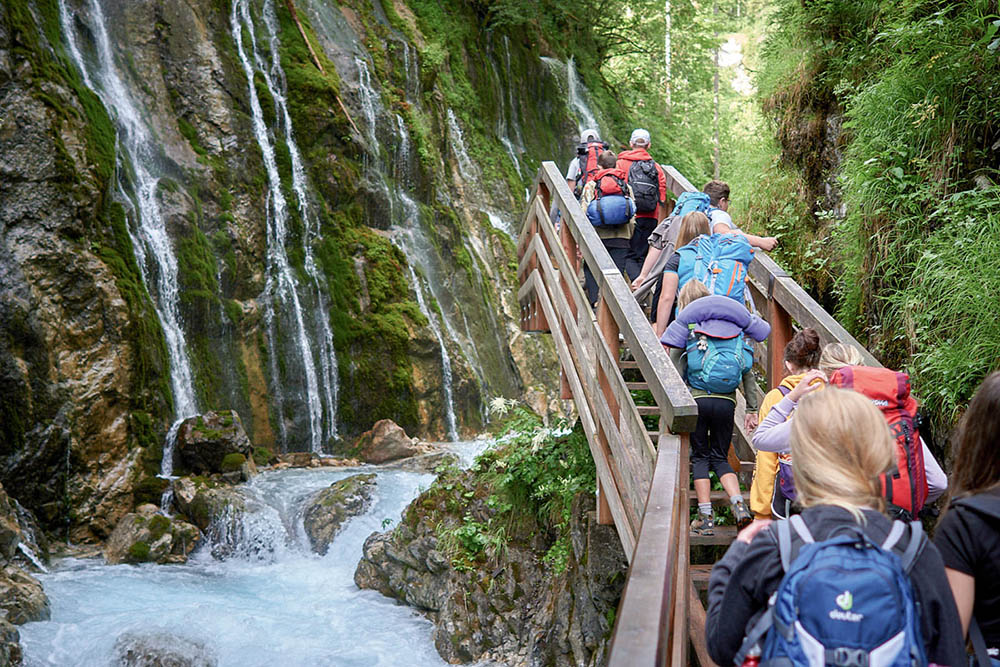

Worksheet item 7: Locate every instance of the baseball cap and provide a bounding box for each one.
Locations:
[629,128,651,146]
[580,128,600,143]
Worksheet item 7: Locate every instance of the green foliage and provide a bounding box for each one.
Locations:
[147,514,171,540]
[756,0,1000,432]
[252,446,273,467]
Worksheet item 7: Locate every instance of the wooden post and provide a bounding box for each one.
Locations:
[559,216,579,400]
[767,279,793,390]
[595,298,621,526]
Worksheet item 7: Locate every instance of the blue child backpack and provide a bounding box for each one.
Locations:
[736,514,928,667]
[676,233,754,303]
[585,171,635,227]
[684,324,748,394]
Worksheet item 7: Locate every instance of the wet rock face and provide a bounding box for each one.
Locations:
[0,619,20,667]
[352,419,423,464]
[355,490,626,666]
[302,473,376,555]
[104,504,200,565]
[176,411,255,477]
[113,630,218,667]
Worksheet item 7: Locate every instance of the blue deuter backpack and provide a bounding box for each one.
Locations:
[685,324,747,394]
[736,515,928,667]
[671,191,712,217]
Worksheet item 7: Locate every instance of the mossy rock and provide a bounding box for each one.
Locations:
[127,541,151,563]
[220,453,246,473]
[252,447,274,467]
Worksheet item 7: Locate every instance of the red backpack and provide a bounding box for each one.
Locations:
[829,366,927,517]
[590,167,628,197]
[574,140,609,195]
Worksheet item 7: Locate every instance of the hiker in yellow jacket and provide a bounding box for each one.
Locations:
[748,329,821,519]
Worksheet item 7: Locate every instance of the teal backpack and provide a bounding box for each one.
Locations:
[684,324,749,394]
[676,233,753,304]
[670,191,711,218]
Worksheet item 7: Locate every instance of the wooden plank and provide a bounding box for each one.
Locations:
[663,165,698,196]
[672,446,691,667]
[768,296,794,391]
[608,433,685,667]
[689,525,738,546]
[689,491,749,505]
[689,579,718,667]
[690,564,714,593]
[627,382,649,391]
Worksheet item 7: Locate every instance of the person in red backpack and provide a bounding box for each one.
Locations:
[565,128,608,199]
[578,150,635,306]
[617,129,668,280]
[935,371,1000,665]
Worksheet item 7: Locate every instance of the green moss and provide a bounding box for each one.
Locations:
[221,452,246,473]
[126,540,151,563]
[252,446,273,467]
[133,476,168,506]
[148,514,171,540]
[177,117,207,157]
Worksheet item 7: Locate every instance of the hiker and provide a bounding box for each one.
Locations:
[660,280,769,535]
[616,129,668,280]
[753,343,948,520]
[578,150,635,306]
[748,328,822,521]
[652,216,753,338]
[703,180,778,251]
[706,388,966,666]
[935,371,1000,665]
[565,128,608,198]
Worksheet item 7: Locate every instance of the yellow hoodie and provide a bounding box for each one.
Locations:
[749,373,803,519]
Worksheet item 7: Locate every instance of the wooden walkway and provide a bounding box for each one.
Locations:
[516,161,879,665]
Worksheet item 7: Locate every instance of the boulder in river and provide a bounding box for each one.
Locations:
[302,474,377,555]
[113,630,217,667]
[176,412,257,479]
[104,505,200,565]
[0,564,50,624]
[0,619,21,666]
[352,420,426,464]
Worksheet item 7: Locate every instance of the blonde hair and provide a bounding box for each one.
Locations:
[818,342,864,376]
[790,387,894,521]
[676,211,711,248]
[677,279,711,311]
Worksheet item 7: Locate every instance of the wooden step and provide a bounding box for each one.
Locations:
[618,359,640,370]
[687,491,749,506]
[626,382,649,391]
[636,405,661,416]
[691,563,714,594]
[689,525,738,546]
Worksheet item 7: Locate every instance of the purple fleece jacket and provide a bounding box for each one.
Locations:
[660,295,771,348]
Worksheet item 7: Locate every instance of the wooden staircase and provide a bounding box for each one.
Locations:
[517,161,880,665]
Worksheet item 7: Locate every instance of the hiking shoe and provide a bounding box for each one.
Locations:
[690,514,714,536]
[733,500,752,531]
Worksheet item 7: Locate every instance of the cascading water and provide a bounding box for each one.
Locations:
[18,463,489,666]
[488,36,524,178]
[567,56,599,133]
[446,109,478,179]
[355,57,380,152]
[258,0,340,442]
[58,0,199,491]
[232,0,332,453]
[399,254,459,441]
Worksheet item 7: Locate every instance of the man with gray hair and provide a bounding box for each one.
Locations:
[565,128,608,198]
[617,128,668,279]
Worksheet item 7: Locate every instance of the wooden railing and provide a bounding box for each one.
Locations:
[517,160,878,665]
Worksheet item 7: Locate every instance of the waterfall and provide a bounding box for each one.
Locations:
[355,58,380,152]
[259,0,339,442]
[59,0,199,489]
[231,0,328,453]
[399,254,459,441]
[487,38,522,178]
[395,114,410,183]
[501,36,525,150]
[446,109,478,178]
[567,57,599,134]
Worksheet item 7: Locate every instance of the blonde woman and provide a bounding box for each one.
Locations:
[753,343,947,513]
[706,388,965,666]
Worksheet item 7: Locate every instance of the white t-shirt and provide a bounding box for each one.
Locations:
[709,208,740,233]
[565,157,581,183]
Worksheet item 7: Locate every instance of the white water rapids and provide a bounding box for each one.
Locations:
[20,443,490,666]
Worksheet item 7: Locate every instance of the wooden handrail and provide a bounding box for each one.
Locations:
[517,159,881,665]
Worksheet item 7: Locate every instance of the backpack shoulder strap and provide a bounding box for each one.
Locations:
[778,515,814,572]
[970,616,993,667]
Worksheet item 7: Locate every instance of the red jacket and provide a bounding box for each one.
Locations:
[617,148,667,219]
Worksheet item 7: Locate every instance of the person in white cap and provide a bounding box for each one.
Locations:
[617,128,668,280]
[565,129,608,198]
